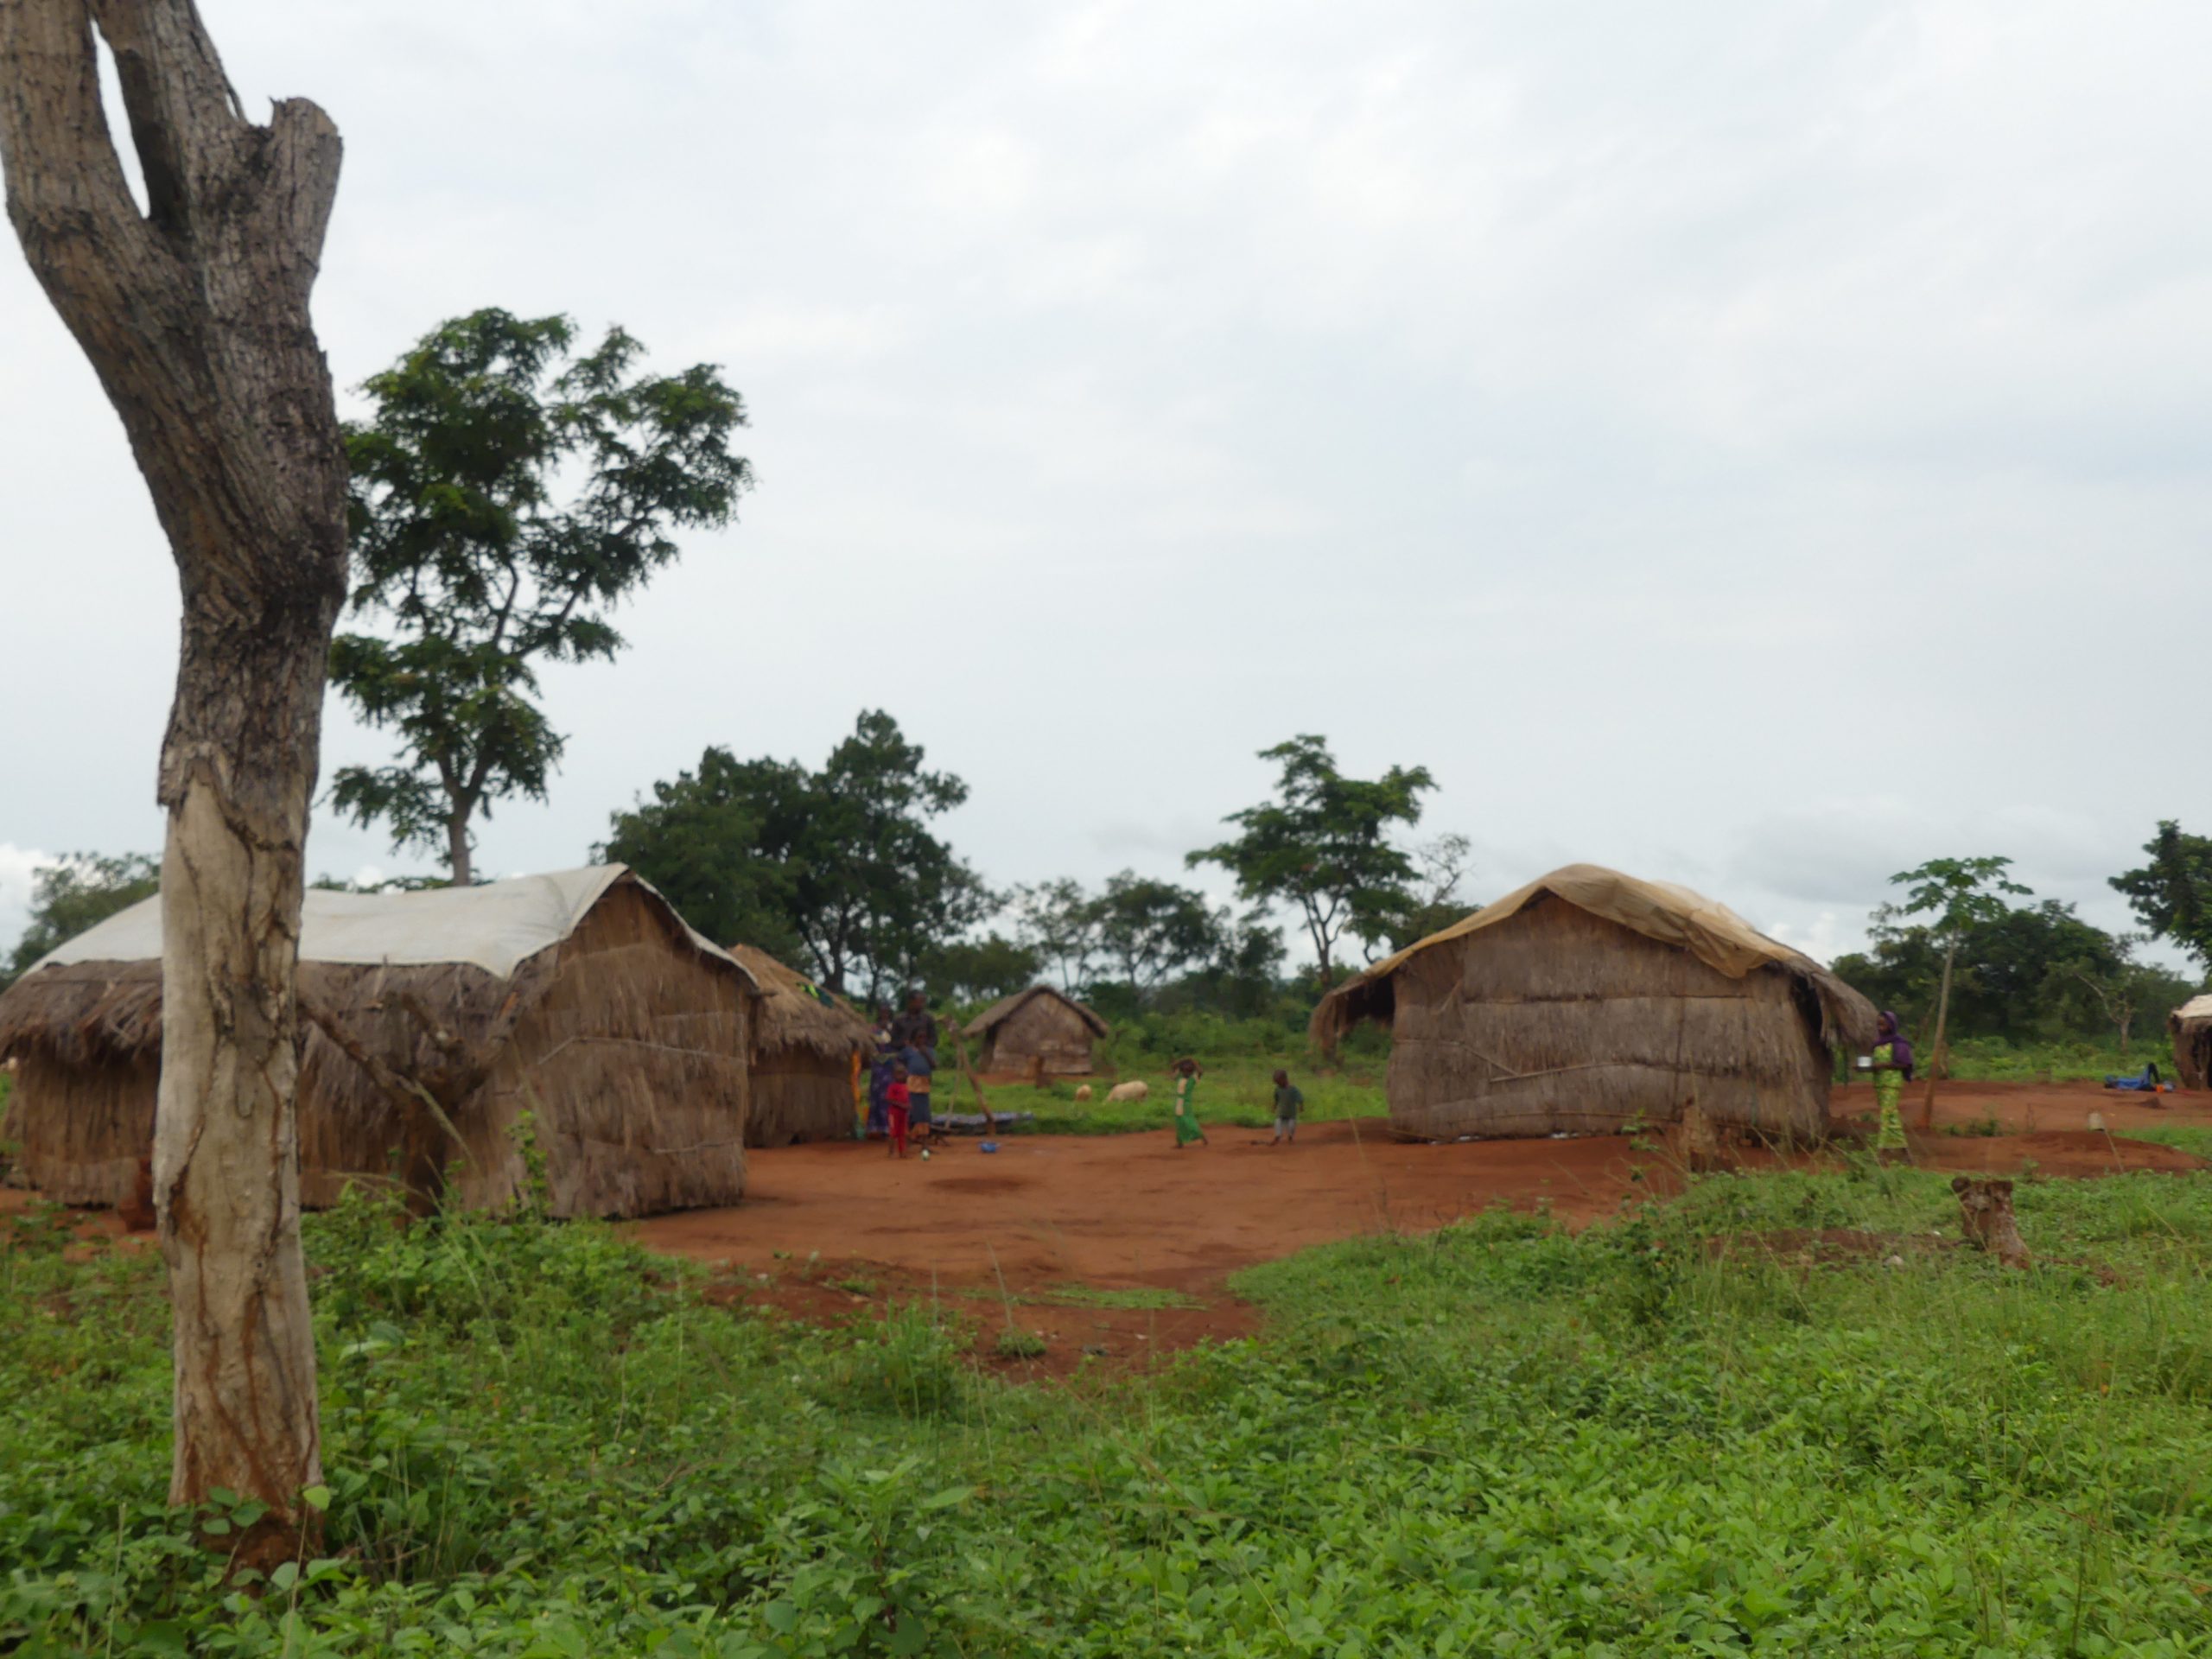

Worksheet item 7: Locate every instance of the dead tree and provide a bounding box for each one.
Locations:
[0,0,344,1564]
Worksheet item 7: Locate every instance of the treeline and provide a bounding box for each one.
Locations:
[598,717,1467,1020]
[1834,829,2212,1053]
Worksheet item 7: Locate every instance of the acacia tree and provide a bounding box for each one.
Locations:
[1891,855,2030,1127]
[0,0,341,1559]
[335,308,750,884]
[1189,734,1434,988]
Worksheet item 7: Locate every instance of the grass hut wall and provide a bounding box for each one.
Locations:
[962,987,1109,1077]
[1311,863,1877,1143]
[726,944,873,1146]
[0,867,759,1218]
[2171,995,2212,1091]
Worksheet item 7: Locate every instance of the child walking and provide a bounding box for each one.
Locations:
[1270,1069,1304,1145]
[886,1063,912,1159]
[1169,1057,1208,1148]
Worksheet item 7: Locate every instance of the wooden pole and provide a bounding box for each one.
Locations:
[951,1024,996,1134]
[1919,939,1956,1131]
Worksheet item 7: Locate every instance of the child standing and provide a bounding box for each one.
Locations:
[900,1040,936,1146]
[886,1063,912,1159]
[1270,1069,1304,1145]
[1169,1057,1208,1148]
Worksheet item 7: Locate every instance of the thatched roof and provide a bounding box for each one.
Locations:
[961,986,1110,1040]
[0,866,757,1068]
[1312,862,1877,1053]
[2173,995,2212,1027]
[725,944,874,1060]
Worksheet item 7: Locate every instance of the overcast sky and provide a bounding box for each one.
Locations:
[3,0,2209,974]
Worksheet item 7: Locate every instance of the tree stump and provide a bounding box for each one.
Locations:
[1951,1176,2031,1268]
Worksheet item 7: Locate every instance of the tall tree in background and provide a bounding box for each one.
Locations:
[603,712,990,1001]
[594,747,809,963]
[0,0,342,1560]
[2,852,159,990]
[1382,833,1478,954]
[2112,821,2212,971]
[334,308,750,884]
[1012,878,1103,995]
[1091,870,1225,996]
[1190,734,1434,988]
[1890,855,2029,1127]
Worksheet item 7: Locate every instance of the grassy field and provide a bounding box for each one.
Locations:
[8,1159,2212,1654]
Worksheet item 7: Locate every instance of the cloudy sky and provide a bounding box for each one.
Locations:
[3,0,2208,971]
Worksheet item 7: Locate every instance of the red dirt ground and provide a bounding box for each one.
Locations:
[10,1079,2207,1376]
[636,1080,2212,1375]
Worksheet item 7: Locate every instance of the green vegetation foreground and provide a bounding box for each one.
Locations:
[7,1159,2212,1656]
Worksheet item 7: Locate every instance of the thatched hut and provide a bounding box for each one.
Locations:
[961,986,1109,1077]
[2171,995,2212,1090]
[726,944,873,1146]
[1311,864,1876,1143]
[0,867,759,1217]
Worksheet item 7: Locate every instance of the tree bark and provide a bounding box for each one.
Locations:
[0,0,344,1568]
[1919,939,1956,1131]
[446,807,474,887]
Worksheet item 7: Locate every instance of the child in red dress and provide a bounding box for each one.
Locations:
[886,1064,912,1159]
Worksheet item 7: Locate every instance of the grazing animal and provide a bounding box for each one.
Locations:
[1074,1084,1093,1102]
[1951,1176,2031,1268]
[1105,1080,1149,1104]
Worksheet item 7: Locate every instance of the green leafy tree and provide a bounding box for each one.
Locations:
[2042,933,2197,1057]
[595,747,810,965]
[3,853,160,989]
[601,711,990,1002]
[334,308,751,884]
[2112,821,2212,970]
[1090,870,1226,997]
[1890,855,2030,1118]
[1011,878,1103,995]
[917,934,1042,1007]
[1189,734,1435,988]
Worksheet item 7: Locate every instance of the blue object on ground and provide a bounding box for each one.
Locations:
[2103,1063,2164,1091]
[979,1141,1000,1154]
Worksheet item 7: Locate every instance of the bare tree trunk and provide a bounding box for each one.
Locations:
[0,0,344,1569]
[1919,939,1956,1131]
[447,808,474,887]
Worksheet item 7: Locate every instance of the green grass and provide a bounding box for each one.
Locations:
[1940,1035,2169,1082]
[9,1163,2212,1653]
[982,1052,1386,1135]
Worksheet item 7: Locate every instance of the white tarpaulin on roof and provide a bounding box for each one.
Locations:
[29,865,747,983]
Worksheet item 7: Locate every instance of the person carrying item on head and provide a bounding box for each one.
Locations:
[1169,1057,1208,1149]
[1270,1069,1304,1145]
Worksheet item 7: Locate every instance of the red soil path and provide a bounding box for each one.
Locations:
[636,1080,2211,1373]
[10,1079,2206,1375]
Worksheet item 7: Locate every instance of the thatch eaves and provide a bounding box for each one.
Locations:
[0,866,758,1077]
[725,944,874,1061]
[961,985,1110,1040]
[1311,862,1877,1054]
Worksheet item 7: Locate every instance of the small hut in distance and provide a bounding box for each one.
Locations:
[1313,863,1876,1144]
[2172,995,2212,1090]
[726,944,874,1145]
[963,986,1109,1078]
